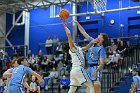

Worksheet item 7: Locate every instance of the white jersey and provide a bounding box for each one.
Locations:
[69,47,85,67]
[69,47,92,87]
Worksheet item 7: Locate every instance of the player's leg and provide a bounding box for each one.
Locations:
[93,80,101,93]
[68,86,77,93]
[84,80,95,93]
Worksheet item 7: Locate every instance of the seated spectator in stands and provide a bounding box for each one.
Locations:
[48,56,56,70]
[28,75,40,93]
[63,52,69,67]
[41,56,49,72]
[49,67,59,79]
[56,42,63,56]
[33,56,40,71]
[130,68,140,93]
[106,51,122,67]
[28,56,35,66]
[59,75,70,93]
[108,42,117,55]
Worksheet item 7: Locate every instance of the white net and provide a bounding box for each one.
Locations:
[88,0,107,14]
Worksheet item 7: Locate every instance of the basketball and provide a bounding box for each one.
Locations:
[59,9,70,20]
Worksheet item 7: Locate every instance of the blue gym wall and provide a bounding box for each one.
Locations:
[6,0,140,55]
[30,4,73,54]
[6,12,25,56]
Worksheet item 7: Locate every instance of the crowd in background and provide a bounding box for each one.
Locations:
[0,35,137,93]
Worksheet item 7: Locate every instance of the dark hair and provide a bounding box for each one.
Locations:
[17,57,25,65]
[133,68,140,76]
[100,33,108,45]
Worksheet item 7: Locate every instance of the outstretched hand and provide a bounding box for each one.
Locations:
[63,22,68,28]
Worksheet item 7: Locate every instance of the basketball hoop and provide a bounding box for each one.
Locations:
[88,0,107,14]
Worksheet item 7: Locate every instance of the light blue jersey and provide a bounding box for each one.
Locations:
[9,65,33,93]
[133,75,140,93]
[87,36,106,64]
[87,36,106,81]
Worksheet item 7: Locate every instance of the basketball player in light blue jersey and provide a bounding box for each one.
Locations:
[63,23,97,93]
[72,20,108,93]
[130,68,140,93]
[3,57,44,93]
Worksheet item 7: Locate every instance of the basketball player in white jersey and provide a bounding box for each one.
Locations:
[63,23,97,93]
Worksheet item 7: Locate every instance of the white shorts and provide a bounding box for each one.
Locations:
[70,66,90,86]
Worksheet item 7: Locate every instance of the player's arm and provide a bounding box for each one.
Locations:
[95,58,104,72]
[63,23,76,50]
[82,38,99,51]
[37,83,41,93]
[130,82,138,93]
[71,20,89,39]
[24,66,44,84]
[23,81,31,91]
[30,71,44,84]
[94,48,105,77]
[3,69,12,78]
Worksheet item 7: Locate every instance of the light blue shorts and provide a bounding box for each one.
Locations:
[8,86,24,93]
[87,66,102,81]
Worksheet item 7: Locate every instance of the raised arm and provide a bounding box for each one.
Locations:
[82,38,99,51]
[63,23,76,50]
[71,20,89,39]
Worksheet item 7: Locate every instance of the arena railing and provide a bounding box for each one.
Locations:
[101,44,140,93]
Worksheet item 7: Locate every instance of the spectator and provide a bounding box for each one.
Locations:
[56,42,63,56]
[59,75,70,93]
[117,40,127,57]
[53,35,59,54]
[108,42,117,55]
[28,75,40,93]
[45,36,53,55]
[106,51,122,66]
[41,56,49,72]
[48,56,56,70]
[49,67,59,79]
